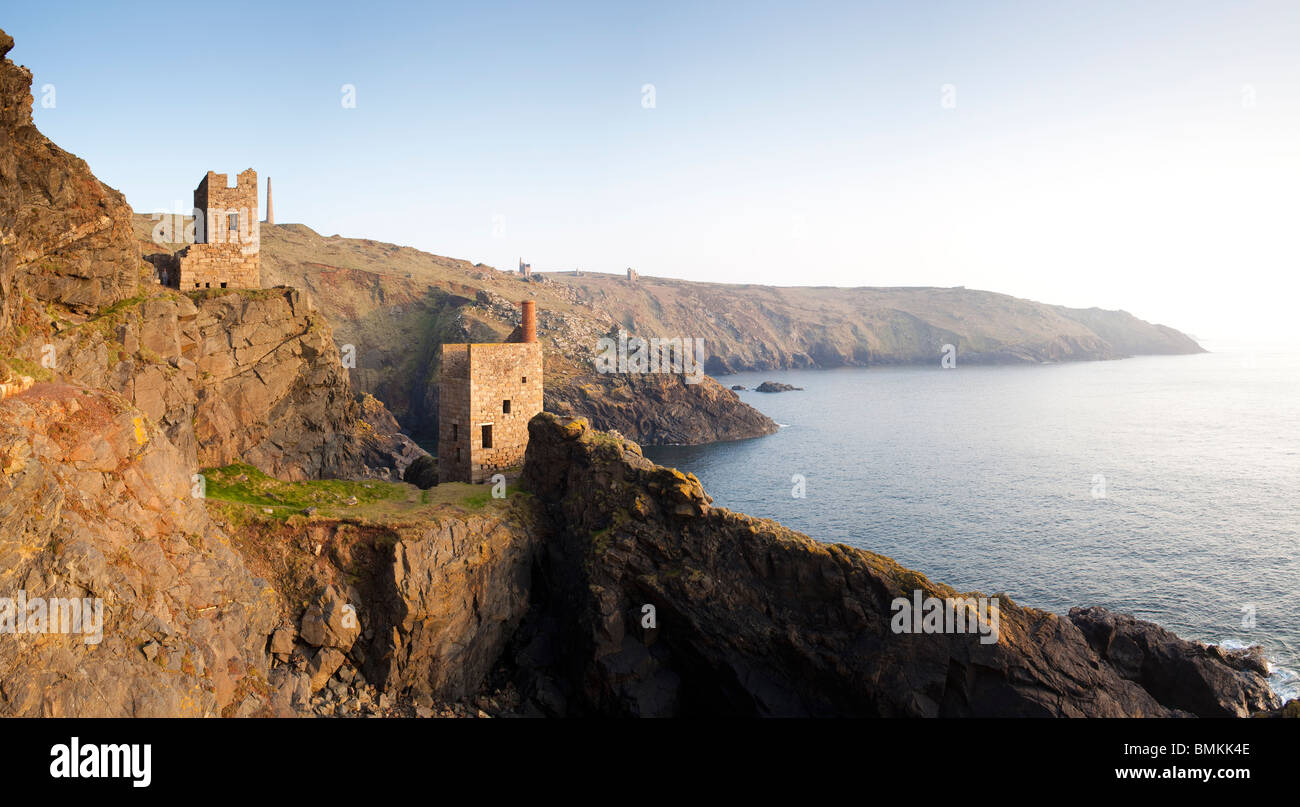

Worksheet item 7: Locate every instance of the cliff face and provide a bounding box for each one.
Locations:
[188,287,422,480]
[514,413,1279,717]
[0,30,142,340]
[0,29,417,481]
[9,285,421,481]
[0,384,278,716]
[207,496,541,715]
[548,276,1206,373]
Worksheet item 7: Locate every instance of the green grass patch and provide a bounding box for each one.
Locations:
[461,483,523,509]
[201,462,408,518]
[0,354,53,383]
[200,462,526,521]
[96,294,149,318]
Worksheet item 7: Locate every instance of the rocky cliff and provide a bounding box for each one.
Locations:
[550,275,1205,372]
[0,31,142,342]
[200,475,542,717]
[187,286,421,480]
[512,412,1280,717]
[0,384,278,716]
[0,27,425,717]
[0,29,417,481]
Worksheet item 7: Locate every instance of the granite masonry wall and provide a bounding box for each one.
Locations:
[178,169,260,289]
[438,341,543,483]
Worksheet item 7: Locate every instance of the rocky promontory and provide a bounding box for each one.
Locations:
[512,413,1283,717]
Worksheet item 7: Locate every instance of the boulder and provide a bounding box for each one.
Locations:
[1068,606,1281,717]
[299,584,360,651]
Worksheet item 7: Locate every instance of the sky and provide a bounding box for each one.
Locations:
[5,0,1299,345]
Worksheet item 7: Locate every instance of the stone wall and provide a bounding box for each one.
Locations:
[438,342,543,483]
[177,241,259,289]
[437,344,471,482]
[179,169,259,289]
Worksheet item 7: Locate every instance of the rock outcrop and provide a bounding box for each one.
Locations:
[11,285,419,481]
[0,384,278,716]
[514,413,1279,717]
[0,28,142,336]
[1069,606,1279,718]
[189,287,420,480]
[365,512,539,703]
[547,370,778,445]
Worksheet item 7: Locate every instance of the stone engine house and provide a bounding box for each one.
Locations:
[438,301,544,484]
[175,169,261,290]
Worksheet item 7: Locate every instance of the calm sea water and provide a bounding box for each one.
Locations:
[644,347,1300,701]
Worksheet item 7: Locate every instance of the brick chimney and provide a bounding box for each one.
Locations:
[265,177,274,225]
[520,300,537,343]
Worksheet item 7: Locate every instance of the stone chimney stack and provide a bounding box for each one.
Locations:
[520,300,537,343]
[265,177,274,225]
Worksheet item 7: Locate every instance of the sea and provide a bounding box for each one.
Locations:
[643,345,1300,702]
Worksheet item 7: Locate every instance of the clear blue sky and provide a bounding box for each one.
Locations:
[6,0,1299,343]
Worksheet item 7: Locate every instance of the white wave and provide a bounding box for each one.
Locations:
[1217,637,1298,703]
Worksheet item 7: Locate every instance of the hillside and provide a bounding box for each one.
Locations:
[133,217,1203,447]
[135,216,779,447]
[545,272,1204,371]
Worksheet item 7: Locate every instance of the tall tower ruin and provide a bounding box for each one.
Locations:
[176,169,260,289]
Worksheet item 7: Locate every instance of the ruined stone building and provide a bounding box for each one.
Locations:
[518,258,531,278]
[438,301,544,484]
[173,169,261,290]
[626,267,638,283]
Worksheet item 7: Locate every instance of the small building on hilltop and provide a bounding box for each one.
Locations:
[437,300,544,483]
[173,169,261,290]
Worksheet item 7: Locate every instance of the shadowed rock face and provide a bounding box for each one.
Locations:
[514,412,1279,717]
[1069,606,1279,718]
[363,513,539,702]
[212,502,541,714]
